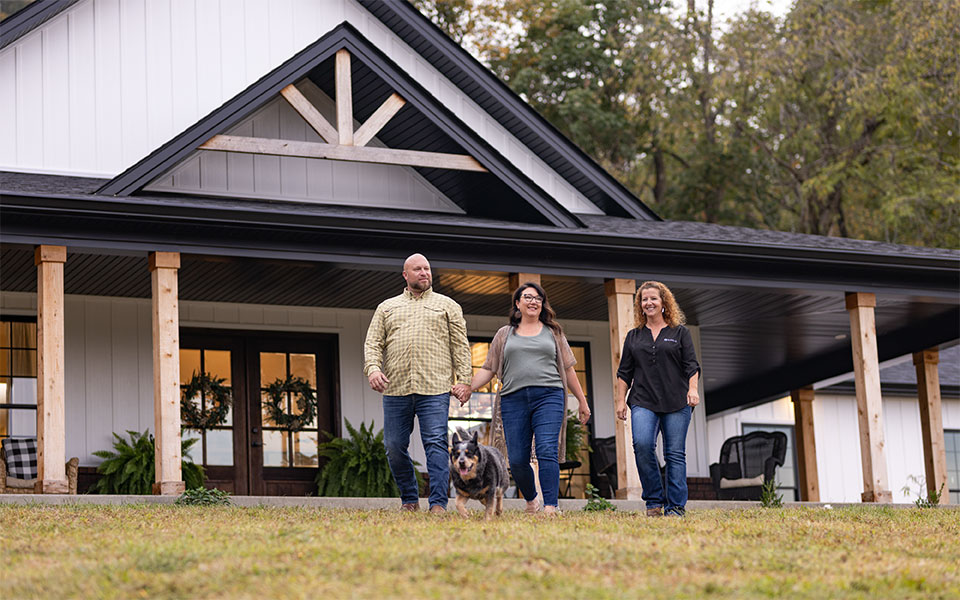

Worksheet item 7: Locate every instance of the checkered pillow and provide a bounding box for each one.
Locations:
[2,437,38,479]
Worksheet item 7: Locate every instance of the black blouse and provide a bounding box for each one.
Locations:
[616,324,701,413]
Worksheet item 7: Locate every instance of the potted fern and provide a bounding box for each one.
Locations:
[316,420,418,497]
[91,430,204,494]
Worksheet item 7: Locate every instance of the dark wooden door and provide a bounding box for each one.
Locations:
[181,329,339,496]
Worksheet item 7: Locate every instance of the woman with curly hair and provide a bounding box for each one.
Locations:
[467,282,590,515]
[614,281,700,517]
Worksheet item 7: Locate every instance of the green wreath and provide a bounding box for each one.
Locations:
[181,371,233,429]
[263,375,318,431]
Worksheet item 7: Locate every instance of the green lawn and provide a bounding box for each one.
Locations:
[1,504,958,599]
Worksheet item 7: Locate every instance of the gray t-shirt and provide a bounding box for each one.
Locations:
[499,326,563,395]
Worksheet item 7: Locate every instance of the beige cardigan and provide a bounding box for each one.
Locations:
[481,324,577,463]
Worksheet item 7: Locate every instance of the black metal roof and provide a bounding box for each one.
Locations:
[357,0,660,221]
[95,23,583,228]
[0,0,79,50]
[822,345,960,398]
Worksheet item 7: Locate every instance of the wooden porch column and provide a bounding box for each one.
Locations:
[605,279,642,499]
[845,292,891,503]
[34,245,68,494]
[150,252,185,495]
[913,348,949,505]
[508,273,541,290]
[790,386,819,502]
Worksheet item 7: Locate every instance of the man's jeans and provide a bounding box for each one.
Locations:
[500,386,565,507]
[383,393,450,508]
[630,404,692,511]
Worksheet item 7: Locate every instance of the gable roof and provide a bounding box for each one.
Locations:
[95,22,584,228]
[358,0,660,221]
[0,0,79,50]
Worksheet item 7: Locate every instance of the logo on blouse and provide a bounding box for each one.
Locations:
[662,338,678,343]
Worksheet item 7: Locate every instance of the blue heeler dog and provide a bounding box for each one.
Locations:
[450,428,509,520]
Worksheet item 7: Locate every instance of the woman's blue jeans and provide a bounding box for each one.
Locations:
[630,404,692,511]
[382,393,450,509]
[500,386,565,507]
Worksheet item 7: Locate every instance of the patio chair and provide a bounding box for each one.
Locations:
[589,436,618,499]
[709,431,787,501]
[0,437,79,494]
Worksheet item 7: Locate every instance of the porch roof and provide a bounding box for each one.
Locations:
[2,170,958,414]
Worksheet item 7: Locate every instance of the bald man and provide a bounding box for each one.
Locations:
[363,254,472,513]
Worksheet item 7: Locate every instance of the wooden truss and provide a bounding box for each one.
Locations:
[200,49,487,173]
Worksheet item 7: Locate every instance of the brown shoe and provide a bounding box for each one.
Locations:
[646,507,663,517]
[429,505,446,514]
[400,503,420,512]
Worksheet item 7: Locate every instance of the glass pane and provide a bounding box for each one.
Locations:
[182,428,202,463]
[290,353,316,387]
[11,349,35,377]
[206,429,234,466]
[0,350,8,376]
[571,346,585,366]
[0,376,10,403]
[293,431,318,467]
[10,322,36,348]
[576,371,589,398]
[0,408,8,437]
[10,378,36,405]
[470,342,489,367]
[260,352,286,386]
[290,390,318,428]
[0,321,10,347]
[204,350,232,385]
[10,407,36,437]
[262,430,289,467]
[179,349,201,385]
[262,391,280,426]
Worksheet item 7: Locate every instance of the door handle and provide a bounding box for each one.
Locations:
[251,441,262,447]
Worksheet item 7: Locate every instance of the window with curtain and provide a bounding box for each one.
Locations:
[0,318,38,441]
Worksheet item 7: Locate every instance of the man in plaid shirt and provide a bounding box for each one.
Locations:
[364,253,472,513]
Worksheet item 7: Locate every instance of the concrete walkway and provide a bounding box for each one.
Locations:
[0,494,932,511]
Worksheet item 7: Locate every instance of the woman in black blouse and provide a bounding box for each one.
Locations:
[615,281,700,517]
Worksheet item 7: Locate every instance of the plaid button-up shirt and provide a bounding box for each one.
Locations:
[363,287,472,396]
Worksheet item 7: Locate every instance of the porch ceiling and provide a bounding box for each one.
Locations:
[2,246,956,415]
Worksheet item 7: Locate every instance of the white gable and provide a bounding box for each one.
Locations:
[0,0,603,215]
[145,80,462,213]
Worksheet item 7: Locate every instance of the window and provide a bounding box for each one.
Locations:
[259,352,319,468]
[0,318,37,441]
[741,423,799,501]
[946,430,960,505]
[180,348,235,467]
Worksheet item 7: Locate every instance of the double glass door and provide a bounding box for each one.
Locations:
[180,330,338,495]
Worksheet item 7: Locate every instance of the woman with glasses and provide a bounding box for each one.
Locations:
[467,282,590,515]
[615,281,700,517]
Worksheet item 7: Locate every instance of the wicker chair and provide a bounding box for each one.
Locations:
[709,431,787,501]
[0,439,79,494]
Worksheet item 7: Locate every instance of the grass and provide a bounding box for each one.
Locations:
[1,505,958,599]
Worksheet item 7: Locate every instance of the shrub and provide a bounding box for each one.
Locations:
[316,420,401,497]
[176,487,232,506]
[565,410,589,463]
[583,483,616,512]
[91,430,204,494]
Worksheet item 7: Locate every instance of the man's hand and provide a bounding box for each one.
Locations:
[368,371,390,393]
[452,384,472,406]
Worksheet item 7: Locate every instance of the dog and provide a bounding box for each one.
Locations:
[449,428,509,520]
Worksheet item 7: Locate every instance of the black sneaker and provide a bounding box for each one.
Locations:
[665,506,686,517]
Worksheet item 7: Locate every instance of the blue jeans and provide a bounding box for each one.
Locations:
[500,386,565,507]
[630,404,692,511]
[383,393,450,508]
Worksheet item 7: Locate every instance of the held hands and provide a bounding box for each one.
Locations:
[687,388,700,407]
[451,384,472,406]
[368,371,390,393]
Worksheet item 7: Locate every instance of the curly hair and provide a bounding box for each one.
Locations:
[509,282,563,335]
[634,281,685,328]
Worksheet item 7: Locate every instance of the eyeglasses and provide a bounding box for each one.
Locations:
[520,294,544,304]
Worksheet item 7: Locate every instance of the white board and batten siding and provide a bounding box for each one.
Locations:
[0,0,603,216]
[707,393,960,503]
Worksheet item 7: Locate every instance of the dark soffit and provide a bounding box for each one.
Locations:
[0,0,79,50]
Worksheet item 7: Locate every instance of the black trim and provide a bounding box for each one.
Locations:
[0,0,79,50]
[358,0,660,221]
[95,23,584,229]
[822,381,960,399]
[707,308,960,415]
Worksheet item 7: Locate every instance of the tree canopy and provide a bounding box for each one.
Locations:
[413,0,959,248]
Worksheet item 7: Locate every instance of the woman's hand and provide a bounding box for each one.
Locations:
[578,401,591,425]
[615,401,628,421]
[686,388,700,407]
